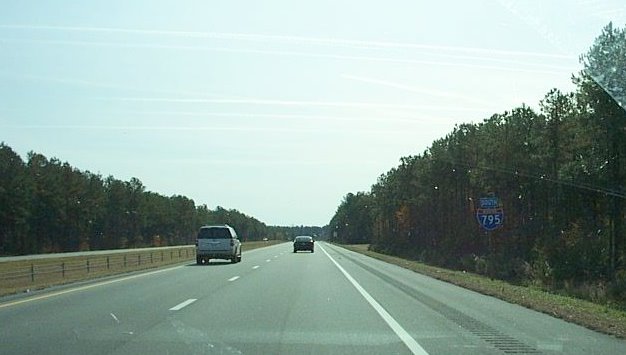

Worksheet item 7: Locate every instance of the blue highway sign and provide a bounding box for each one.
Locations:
[476,208,504,231]
[479,197,499,209]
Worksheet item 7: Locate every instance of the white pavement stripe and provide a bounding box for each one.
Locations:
[169,298,197,311]
[0,265,185,309]
[252,265,260,269]
[266,259,271,262]
[110,313,120,323]
[228,276,240,282]
[320,244,429,355]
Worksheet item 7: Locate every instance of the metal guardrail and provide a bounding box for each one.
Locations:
[0,246,196,285]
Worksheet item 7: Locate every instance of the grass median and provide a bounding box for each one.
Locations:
[0,240,284,297]
[340,243,626,339]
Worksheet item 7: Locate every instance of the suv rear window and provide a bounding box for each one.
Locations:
[198,227,232,239]
[294,236,312,242]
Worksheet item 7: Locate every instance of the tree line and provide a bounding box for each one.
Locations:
[328,23,626,303]
[0,146,310,255]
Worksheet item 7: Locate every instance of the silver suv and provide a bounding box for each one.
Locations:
[196,225,242,264]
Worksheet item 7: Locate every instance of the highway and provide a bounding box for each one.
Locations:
[1,242,625,354]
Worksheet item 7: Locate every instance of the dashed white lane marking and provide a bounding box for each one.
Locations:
[252,265,260,269]
[110,313,120,323]
[169,298,197,311]
[320,244,429,355]
[266,259,271,262]
[228,276,240,282]
[274,255,278,258]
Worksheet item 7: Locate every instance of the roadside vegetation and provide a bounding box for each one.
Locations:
[0,143,321,255]
[329,24,626,309]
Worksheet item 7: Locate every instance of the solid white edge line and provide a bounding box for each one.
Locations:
[319,244,429,355]
[169,298,197,311]
[228,276,240,282]
[252,265,260,269]
[0,264,185,309]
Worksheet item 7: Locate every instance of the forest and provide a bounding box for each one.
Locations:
[0,144,321,255]
[328,23,626,303]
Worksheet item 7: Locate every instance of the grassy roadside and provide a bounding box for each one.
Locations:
[340,243,626,339]
[0,240,284,297]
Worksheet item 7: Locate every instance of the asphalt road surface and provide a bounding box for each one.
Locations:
[1,242,625,354]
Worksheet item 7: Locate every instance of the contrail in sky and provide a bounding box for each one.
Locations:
[341,74,494,106]
[0,24,574,59]
[0,37,568,75]
[1,124,325,132]
[94,97,497,113]
[0,124,442,135]
[124,111,455,124]
[159,158,383,167]
[0,108,458,125]
[0,72,245,100]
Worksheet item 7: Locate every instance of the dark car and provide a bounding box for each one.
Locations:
[293,236,314,253]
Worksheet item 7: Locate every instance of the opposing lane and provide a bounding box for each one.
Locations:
[1,242,625,354]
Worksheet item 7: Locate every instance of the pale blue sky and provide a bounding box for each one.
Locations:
[1,0,624,226]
